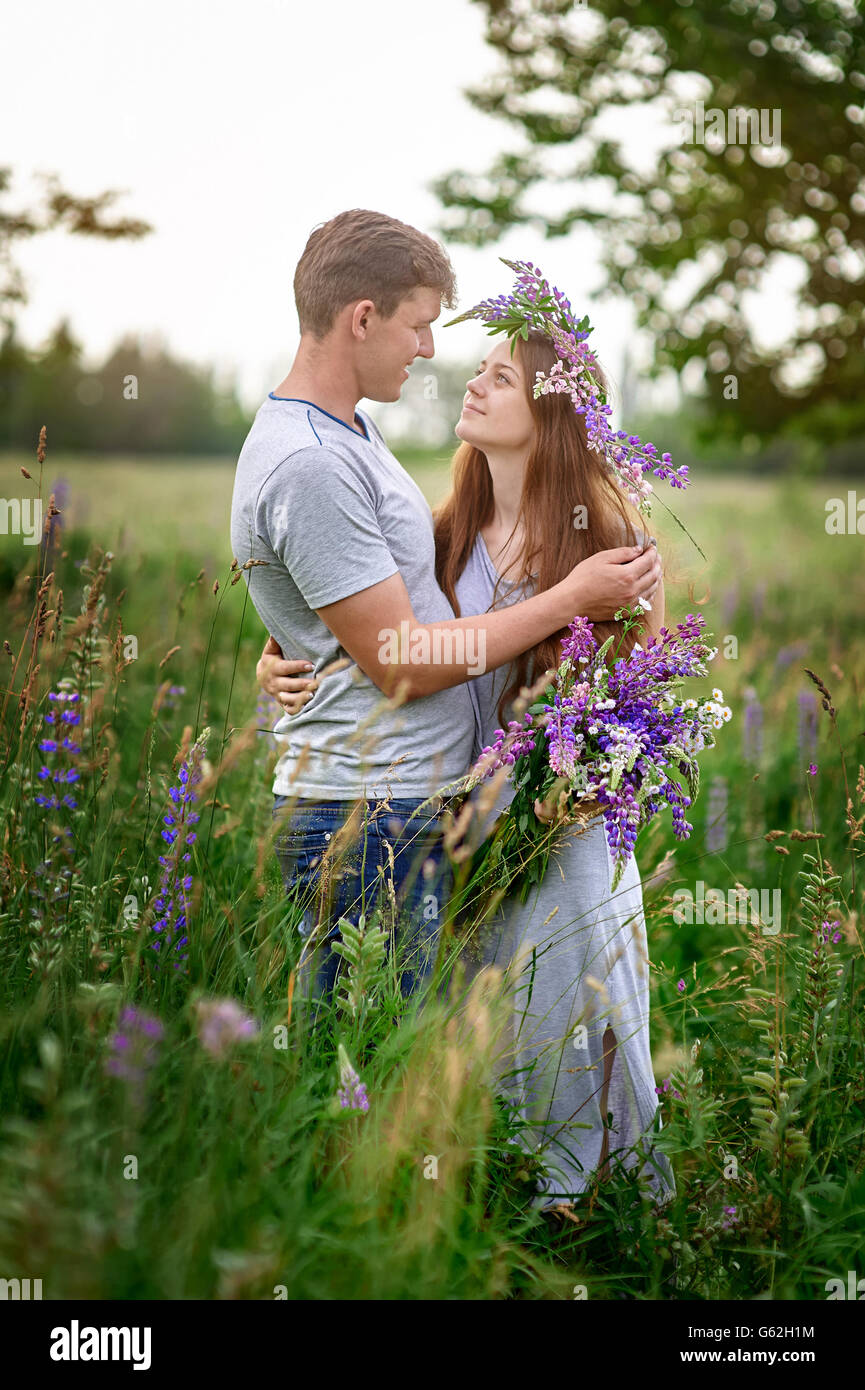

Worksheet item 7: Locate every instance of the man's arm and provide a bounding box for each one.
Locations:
[259,446,660,702]
[314,544,662,702]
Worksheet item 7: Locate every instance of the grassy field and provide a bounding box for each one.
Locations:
[0,443,863,1300]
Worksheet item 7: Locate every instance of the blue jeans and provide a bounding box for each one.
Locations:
[272,794,456,1005]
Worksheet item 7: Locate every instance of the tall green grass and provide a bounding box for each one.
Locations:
[0,439,862,1298]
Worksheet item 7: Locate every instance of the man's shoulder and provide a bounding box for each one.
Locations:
[240,396,331,458]
[239,401,358,477]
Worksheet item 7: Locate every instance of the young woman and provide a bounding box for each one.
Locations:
[258,328,676,1210]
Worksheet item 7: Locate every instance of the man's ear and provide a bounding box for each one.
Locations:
[349,299,377,339]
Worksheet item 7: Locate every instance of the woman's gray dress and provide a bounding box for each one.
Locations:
[453,534,676,1208]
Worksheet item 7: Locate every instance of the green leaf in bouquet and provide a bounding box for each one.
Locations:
[593,634,616,665]
[636,776,661,805]
[685,757,700,803]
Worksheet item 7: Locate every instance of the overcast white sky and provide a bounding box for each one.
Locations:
[4,0,798,417]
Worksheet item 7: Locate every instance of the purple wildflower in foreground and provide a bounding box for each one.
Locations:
[151,729,209,972]
[814,918,843,956]
[807,763,818,776]
[336,1043,369,1113]
[35,687,83,812]
[105,1006,164,1106]
[742,686,763,766]
[194,997,259,1058]
[654,1076,683,1101]
[30,684,85,954]
[705,775,729,855]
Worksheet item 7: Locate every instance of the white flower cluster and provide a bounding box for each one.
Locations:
[682,686,733,733]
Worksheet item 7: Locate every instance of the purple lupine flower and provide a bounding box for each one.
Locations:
[30,684,84,936]
[466,710,538,786]
[34,688,83,810]
[654,1075,683,1100]
[560,615,597,668]
[677,979,686,992]
[775,640,808,671]
[151,729,209,971]
[720,584,739,628]
[105,1005,164,1106]
[742,686,763,765]
[807,763,818,776]
[194,997,259,1057]
[814,918,843,955]
[705,775,728,854]
[336,1043,370,1113]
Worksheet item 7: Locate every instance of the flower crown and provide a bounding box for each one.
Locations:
[444,258,689,517]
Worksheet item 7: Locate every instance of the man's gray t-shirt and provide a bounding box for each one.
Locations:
[230,394,477,801]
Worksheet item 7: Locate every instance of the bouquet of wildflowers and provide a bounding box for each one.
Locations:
[446,605,731,927]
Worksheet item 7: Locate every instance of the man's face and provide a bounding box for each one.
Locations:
[358,286,440,402]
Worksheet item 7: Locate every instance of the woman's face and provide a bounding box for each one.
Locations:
[454,338,535,453]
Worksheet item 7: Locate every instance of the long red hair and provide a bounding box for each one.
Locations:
[434,330,646,727]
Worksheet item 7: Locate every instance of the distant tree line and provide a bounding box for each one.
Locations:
[0,321,249,454]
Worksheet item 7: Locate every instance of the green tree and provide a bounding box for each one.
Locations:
[433,0,865,445]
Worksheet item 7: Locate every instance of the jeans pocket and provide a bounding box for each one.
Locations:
[274,803,379,945]
[273,807,341,935]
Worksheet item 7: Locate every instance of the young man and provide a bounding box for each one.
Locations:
[230,209,661,1006]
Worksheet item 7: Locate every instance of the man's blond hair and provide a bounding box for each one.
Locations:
[294,209,457,338]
